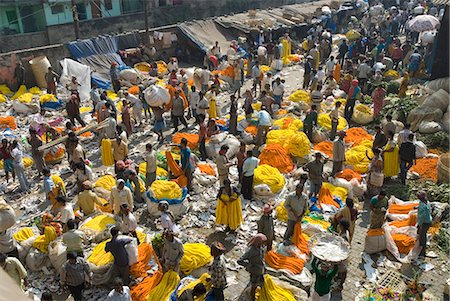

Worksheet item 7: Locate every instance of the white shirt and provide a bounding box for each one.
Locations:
[201,69,211,85]
[189,91,200,111]
[197,97,209,115]
[106,286,132,301]
[178,73,188,84]
[11,147,23,166]
[59,203,75,224]
[325,59,335,74]
[160,212,180,233]
[257,46,267,56]
[398,129,413,146]
[75,165,94,183]
[120,212,137,233]
[358,63,372,79]
[272,82,284,96]
[261,75,272,90]
[373,62,386,73]
[317,70,325,82]
[127,94,142,111]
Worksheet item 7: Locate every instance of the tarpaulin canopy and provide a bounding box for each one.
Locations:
[67,36,125,89]
[178,20,236,54]
[60,58,91,102]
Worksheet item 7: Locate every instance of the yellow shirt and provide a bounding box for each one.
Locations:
[76,190,103,216]
[111,140,128,161]
[4,257,27,290]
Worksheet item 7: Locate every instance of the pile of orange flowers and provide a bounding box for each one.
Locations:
[313,141,333,158]
[345,127,373,146]
[410,156,438,182]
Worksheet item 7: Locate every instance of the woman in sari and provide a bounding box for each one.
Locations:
[398,72,409,98]
[366,148,384,197]
[216,179,243,234]
[371,83,386,118]
[383,131,399,178]
[121,98,133,136]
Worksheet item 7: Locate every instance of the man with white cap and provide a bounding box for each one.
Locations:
[110,179,133,214]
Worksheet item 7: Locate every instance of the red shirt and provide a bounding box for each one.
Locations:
[0,146,12,160]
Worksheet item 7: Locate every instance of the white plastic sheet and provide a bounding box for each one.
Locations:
[60,58,92,102]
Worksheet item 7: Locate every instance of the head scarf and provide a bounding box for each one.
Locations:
[351,79,359,86]
[248,233,267,247]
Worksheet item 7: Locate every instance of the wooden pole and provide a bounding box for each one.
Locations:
[71,0,81,39]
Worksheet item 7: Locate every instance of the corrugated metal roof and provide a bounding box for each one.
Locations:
[432,0,449,5]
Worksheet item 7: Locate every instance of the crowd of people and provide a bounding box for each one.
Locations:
[0,0,443,300]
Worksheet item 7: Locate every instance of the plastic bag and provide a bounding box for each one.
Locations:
[419,121,442,134]
[48,240,67,272]
[364,229,386,254]
[180,243,212,275]
[144,85,171,107]
[0,201,16,232]
[254,164,285,193]
[26,247,50,271]
[126,238,139,266]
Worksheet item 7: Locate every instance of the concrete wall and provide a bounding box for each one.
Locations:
[2,0,311,52]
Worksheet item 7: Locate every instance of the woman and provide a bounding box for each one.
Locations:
[121,99,133,136]
[341,73,353,95]
[206,119,219,138]
[216,179,243,234]
[237,234,267,301]
[229,95,238,135]
[366,148,384,197]
[243,90,254,120]
[158,201,179,233]
[383,131,399,178]
[333,198,358,243]
[152,106,165,143]
[206,88,217,119]
[398,72,409,98]
[344,79,360,123]
[371,83,386,118]
[28,127,46,176]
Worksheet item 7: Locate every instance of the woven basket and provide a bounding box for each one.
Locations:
[438,153,450,183]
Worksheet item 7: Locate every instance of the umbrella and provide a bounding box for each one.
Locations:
[408,15,440,32]
[346,30,360,41]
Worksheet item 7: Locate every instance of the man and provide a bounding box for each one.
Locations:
[188,86,200,123]
[178,283,207,301]
[74,162,93,190]
[383,115,396,136]
[304,152,327,198]
[177,138,193,191]
[259,90,274,116]
[397,123,413,146]
[329,101,341,141]
[303,56,312,89]
[167,57,178,72]
[110,63,120,92]
[0,138,15,183]
[60,251,91,301]
[284,182,308,243]
[209,241,227,300]
[251,61,262,97]
[42,168,55,203]
[241,150,259,201]
[416,191,432,258]
[106,277,132,301]
[105,227,132,285]
[75,181,103,216]
[331,131,346,177]
[28,127,46,175]
[0,252,27,290]
[123,168,142,203]
[399,133,416,185]
[45,67,58,95]
[66,133,85,166]
[200,67,211,93]
[271,77,284,106]
[311,257,338,301]
[369,191,388,229]
[112,136,128,166]
[110,179,133,214]
[325,55,336,76]
[303,105,318,142]
[357,59,371,92]
[145,143,157,189]
[172,90,188,132]
[196,91,209,123]
[216,145,233,187]
[124,91,143,127]
[66,95,86,127]
[261,71,272,94]
[161,230,184,273]
[118,204,139,243]
[372,125,387,150]
[10,140,30,193]
[62,219,87,257]
[256,109,272,146]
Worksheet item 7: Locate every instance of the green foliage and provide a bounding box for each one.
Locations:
[382,95,419,124]
[416,132,450,152]
[386,81,400,94]
[434,228,450,253]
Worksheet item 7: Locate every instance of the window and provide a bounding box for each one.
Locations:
[5,10,18,24]
[51,4,64,14]
[104,0,113,10]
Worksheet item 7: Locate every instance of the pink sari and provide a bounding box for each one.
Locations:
[371,87,386,118]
